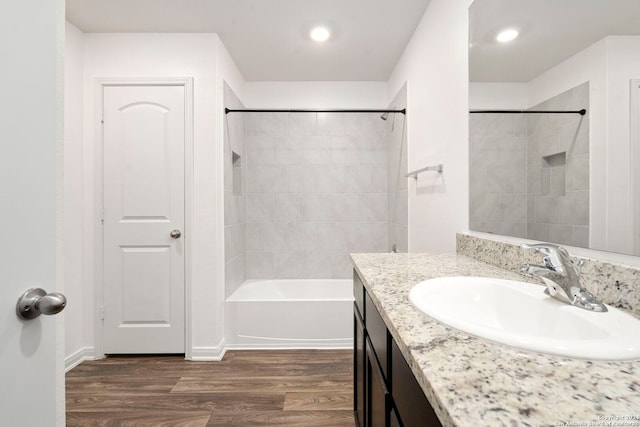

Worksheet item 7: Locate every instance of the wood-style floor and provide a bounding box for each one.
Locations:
[66,350,354,427]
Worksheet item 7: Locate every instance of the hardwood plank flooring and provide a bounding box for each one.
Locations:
[283,392,353,411]
[66,350,354,427]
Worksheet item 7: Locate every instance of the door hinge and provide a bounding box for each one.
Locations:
[99,305,105,320]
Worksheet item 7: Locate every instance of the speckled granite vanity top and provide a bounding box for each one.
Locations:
[350,253,640,427]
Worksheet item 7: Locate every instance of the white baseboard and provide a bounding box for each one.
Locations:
[224,341,353,351]
[65,341,348,368]
[188,340,227,361]
[65,347,96,372]
[225,343,353,351]
[225,334,353,351]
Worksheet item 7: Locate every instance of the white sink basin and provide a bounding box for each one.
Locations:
[409,276,640,360]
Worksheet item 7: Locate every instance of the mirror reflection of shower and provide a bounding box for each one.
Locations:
[469,83,589,249]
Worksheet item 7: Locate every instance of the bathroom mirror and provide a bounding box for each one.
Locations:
[468,0,640,256]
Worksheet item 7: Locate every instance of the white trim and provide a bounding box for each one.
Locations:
[65,347,96,373]
[93,77,194,357]
[631,80,640,256]
[225,343,353,351]
[189,340,227,361]
[92,80,105,358]
[184,78,195,360]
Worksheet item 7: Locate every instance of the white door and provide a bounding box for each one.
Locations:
[0,0,64,424]
[102,84,186,354]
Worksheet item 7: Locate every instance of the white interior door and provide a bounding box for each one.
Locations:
[0,0,64,424]
[102,84,186,354]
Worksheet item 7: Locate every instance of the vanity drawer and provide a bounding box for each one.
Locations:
[365,292,389,379]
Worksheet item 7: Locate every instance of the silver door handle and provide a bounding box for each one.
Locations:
[170,229,182,239]
[16,288,67,320]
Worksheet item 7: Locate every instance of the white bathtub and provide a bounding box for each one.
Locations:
[225,279,354,349]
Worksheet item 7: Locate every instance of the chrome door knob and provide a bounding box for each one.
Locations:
[16,288,67,320]
[170,229,182,239]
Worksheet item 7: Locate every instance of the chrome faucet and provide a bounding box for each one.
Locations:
[521,243,607,312]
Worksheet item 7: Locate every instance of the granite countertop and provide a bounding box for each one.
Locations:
[350,252,640,427]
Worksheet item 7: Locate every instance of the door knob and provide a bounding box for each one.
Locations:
[16,288,67,320]
[170,229,182,239]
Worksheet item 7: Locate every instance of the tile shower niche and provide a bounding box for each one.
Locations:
[541,152,566,196]
[470,82,589,248]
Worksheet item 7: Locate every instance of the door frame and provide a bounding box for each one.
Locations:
[631,79,640,256]
[93,77,194,359]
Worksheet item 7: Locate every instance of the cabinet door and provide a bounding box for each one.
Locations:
[366,339,389,427]
[354,308,366,427]
[365,293,389,379]
[391,340,442,427]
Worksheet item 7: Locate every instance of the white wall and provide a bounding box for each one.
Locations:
[389,0,473,252]
[64,22,93,368]
[468,82,528,109]
[605,36,640,254]
[244,82,388,108]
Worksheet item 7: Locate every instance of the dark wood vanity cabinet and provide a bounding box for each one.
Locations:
[353,270,442,427]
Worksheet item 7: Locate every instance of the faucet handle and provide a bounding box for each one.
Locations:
[542,256,554,268]
[522,242,568,256]
[522,242,573,268]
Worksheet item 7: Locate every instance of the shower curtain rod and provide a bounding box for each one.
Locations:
[470,109,586,115]
[225,108,406,115]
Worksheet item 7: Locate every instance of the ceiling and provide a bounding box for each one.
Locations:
[66,0,431,81]
[469,0,640,82]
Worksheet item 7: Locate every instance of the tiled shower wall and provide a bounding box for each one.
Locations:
[223,84,246,297]
[387,86,408,252]
[469,83,589,248]
[469,108,527,237]
[244,112,389,279]
[526,83,589,247]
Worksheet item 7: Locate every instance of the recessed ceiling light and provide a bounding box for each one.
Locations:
[496,28,519,43]
[310,26,331,43]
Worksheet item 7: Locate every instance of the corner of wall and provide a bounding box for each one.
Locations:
[215,35,247,352]
[388,0,472,253]
[64,18,93,363]
[189,339,227,362]
[64,347,96,373]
